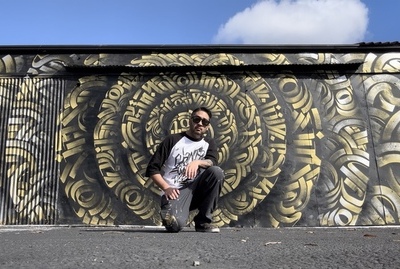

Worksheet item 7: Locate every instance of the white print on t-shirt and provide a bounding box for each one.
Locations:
[160,135,210,188]
[171,146,206,185]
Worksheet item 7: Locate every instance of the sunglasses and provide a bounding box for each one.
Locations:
[191,116,210,126]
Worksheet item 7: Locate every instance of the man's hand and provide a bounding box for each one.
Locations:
[185,160,201,179]
[185,159,213,179]
[164,187,180,200]
[150,174,179,199]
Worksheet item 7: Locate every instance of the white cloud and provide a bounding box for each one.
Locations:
[213,0,369,44]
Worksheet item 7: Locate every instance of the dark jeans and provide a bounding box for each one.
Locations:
[160,166,224,232]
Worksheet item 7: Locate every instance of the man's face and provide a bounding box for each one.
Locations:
[187,110,210,139]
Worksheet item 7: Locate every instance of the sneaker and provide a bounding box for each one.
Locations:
[195,223,220,233]
[161,211,180,233]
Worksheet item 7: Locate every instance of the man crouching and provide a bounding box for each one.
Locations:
[145,107,224,233]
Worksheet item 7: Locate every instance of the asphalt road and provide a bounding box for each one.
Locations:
[0,225,399,269]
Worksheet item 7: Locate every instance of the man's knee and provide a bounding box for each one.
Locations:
[165,221,183,233]
[206,166,224,182]
[161,211,185,233]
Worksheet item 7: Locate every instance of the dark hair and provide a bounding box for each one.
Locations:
[191,107,212,119]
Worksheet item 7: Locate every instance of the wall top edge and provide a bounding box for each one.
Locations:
[0,43,400,54]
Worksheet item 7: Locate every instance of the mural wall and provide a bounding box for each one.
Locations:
[0,47,399,227]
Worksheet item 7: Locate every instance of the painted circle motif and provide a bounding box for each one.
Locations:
[94,54,287,226]
[57,52,372,227]
[4,51,400,226]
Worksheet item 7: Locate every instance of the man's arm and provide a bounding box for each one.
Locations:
[185,159,213,179]
[197,159,213,168]
[150,173,180,200]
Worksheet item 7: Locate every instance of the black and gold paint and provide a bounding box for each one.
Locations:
[0,49,399,227]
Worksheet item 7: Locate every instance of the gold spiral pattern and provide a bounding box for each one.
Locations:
[93,53,287,226]
[59,76,119,225]
[56,52,399,227]
[315,78,369,226]
[1,50,400,227]
[357,53,400,224]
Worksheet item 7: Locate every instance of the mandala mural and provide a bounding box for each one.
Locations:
[0,48,399,227]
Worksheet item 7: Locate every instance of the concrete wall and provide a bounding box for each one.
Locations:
[0,46,399,227]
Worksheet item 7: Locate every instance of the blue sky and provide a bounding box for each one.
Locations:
[0,0,398,45]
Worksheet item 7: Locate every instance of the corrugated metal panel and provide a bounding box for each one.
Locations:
[0,77,63,224]
[0,78,17,224]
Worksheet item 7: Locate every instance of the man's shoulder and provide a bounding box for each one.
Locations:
[165,132,185,140]
[203,135,215,143]
[162,132,186,144]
